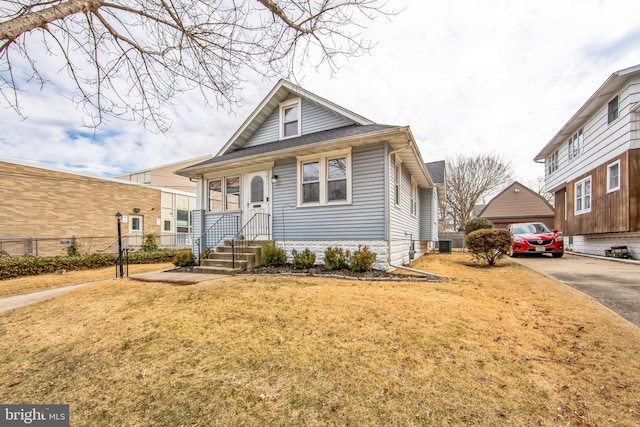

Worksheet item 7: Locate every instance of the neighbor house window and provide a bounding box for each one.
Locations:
[280,98,301,139]
[608,95,619,124]
[607,160,620,193]
[568,128,584,161]
[411,179,418,216]
[163,220,171,232]
[547,149,559,175]
[297,149,351,206]
[208,177,240,212]
[575,176,592,215]
[177,209,190,233]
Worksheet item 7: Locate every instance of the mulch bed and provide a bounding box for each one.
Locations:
[236,264,442,282]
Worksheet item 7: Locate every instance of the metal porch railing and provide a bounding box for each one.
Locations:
[230,213,270,269]
[195,214,240,263]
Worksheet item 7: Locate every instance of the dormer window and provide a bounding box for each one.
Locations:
[280,98,301,139]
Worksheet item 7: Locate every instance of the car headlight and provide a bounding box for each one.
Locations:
[513,236,525,243]
[555,236,563,242]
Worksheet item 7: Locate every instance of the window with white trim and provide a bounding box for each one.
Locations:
[208,176,241,212]
[607,160,620,193]
[608,95,619,124]
[575,176,591,215]
[411,179,418,216]
[547,149,559,175]
[297,149,351,206]
[280,98,301,139]
[568,128,584,161]
[394,156,402,207]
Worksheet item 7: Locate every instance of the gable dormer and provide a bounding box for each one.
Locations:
[216,80,374,156]
[280,97,301,139]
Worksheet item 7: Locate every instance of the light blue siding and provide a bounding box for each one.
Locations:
[244,98,353,148]
[272,143,386,240]
[420,187,435,240]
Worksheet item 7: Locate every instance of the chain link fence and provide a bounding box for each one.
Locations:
[0,233,192,257]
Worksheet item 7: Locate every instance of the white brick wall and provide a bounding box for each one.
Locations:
[566,232,639,259]
[277,240,390,270]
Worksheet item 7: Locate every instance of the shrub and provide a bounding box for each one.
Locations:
[0,249,9,258]
[323,247,350,271]
[466,229,512,266]
[173,251,196,267]
[263,245,287,266]
[0,249,181,280]
[349,245,377,272]
[465,218,494,235]
[142,233,159,252]
[66,238,81,256]
[291,248,316,269]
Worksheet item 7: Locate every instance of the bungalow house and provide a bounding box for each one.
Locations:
[534,64,640,258]
[177,80,442,270]
[477,181,555,229]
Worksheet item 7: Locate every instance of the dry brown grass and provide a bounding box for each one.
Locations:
[1,253,639,426]
[0,263,173,298]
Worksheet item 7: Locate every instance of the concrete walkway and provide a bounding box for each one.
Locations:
[0,270,227,314]
[0,280,112,314]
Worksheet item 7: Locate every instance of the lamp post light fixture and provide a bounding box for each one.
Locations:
[115,211,124,278]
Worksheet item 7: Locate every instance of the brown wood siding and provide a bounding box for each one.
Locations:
[565,151,636,235]
[554,189,567,232]
[630,149,640,232]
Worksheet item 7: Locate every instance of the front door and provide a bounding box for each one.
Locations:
[129,215,144,247]
[244,171,271,239]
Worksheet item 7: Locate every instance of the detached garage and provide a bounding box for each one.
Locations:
[478,181,555,229]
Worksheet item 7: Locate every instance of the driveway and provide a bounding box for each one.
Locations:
[513,253,640,327]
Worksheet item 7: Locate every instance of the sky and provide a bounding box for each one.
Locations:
[2,0,640,194]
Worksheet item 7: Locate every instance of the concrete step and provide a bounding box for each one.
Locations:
[193,266,242,275]
[200,258,248,269]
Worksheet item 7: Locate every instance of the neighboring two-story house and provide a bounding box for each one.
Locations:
[534,64,640,258]
[177,79,442,270]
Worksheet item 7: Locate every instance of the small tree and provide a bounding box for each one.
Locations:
[466,229,511,266]
[465,218,494,235]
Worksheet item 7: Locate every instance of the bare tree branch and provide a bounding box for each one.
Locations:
[0,0,393,130]
[445,153,512,231]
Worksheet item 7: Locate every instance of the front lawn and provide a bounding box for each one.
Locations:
[0,253,638,425]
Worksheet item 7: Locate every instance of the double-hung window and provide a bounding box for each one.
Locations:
[608,95,619,124]
[280,98,301,139]
[568,128,584,161]
[411,179,418,216]
[298,149,351,206]
[394,157,402,207]
[575,176,592,215]
[547,149,559,175]
[208,176,241,212]
[607,160,620,193]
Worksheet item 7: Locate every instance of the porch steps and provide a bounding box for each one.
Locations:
[193,241,264,275]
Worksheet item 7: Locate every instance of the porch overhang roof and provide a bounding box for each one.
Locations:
[177,125,435,188]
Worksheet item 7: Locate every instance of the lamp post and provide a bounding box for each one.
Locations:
[115,211,123,278]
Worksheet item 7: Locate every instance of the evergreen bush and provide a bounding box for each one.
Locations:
[292,248,316,269]
[466,229,512,266]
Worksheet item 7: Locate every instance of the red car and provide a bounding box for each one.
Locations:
[507,222,564,258]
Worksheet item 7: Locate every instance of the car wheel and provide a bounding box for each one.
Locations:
[552,253,563,258]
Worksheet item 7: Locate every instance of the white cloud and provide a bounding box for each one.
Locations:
[3,0,640,189]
